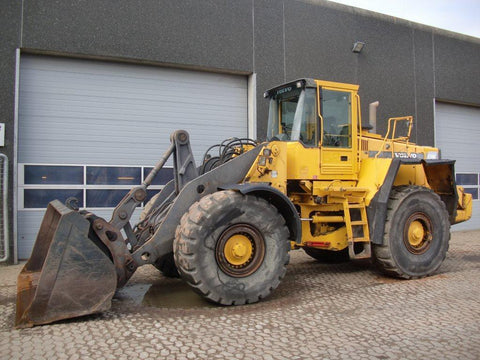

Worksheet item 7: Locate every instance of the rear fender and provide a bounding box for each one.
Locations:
[368,158,458,245]
[422,160,458,223]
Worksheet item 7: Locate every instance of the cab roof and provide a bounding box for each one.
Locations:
[264,78,359,98]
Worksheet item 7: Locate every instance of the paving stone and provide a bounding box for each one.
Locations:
[1,231,479,359]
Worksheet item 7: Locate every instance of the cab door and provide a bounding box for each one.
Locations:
[318,85,358,178]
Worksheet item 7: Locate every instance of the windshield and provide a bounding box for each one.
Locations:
[266,87,317,145]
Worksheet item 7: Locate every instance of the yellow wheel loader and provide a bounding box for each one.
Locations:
[16,79,472,327]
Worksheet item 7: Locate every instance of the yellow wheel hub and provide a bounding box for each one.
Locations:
[407,220,425,247]
[224,234,253,266]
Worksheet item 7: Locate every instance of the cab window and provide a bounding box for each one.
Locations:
[321,90,352,148]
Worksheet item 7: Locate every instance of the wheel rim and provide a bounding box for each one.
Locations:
[215,224,265,277]
[224,234,253,266]
[403,213,433,254]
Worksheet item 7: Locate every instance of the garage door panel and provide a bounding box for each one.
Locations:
[436,102,480,231]
[19,56,247,166]
[21,64,246,109]
[19,94,247,123]
[17,55,248,259]
[21,89,247,111]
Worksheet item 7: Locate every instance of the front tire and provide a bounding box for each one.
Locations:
[373,186,450,279]
[174,190,290,305]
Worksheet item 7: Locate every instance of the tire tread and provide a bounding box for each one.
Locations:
[373,186,450,279]
[174,190,290,305]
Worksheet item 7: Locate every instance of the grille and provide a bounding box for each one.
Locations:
[361,139,369,151]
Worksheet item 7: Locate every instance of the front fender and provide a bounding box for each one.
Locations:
[221,183,302,244]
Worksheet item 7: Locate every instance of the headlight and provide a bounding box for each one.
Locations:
[258,156,267,166]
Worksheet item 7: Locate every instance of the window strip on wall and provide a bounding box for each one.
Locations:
[19,164,173,209]
[456,172,479,200]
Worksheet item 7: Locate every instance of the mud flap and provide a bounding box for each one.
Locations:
[16,200,117,328]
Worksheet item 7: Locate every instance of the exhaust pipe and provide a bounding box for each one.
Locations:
[369,101,379,133]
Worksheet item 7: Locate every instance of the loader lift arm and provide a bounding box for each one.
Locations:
[109,130,198,248]
[85,130,200,287]
[129,143,263,267]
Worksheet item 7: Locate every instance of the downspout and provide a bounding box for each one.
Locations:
[0,154,9,262]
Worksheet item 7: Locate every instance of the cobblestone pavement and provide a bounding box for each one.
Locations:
[1,231,479,359]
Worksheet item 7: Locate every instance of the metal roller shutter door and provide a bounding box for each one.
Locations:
[17,55,248,259]
[435,102,480,231]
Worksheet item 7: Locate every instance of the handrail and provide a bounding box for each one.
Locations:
[0,153,9,262]
[355,93,362,169]
[374,116,413,159]
[317,84,324,146]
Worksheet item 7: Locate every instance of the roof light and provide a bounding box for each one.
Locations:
[426,151,439,160]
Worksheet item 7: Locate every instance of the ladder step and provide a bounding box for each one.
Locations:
[349,237,369,243]
[351,221,367,226]
[348,241,371,260]
[347,204,364,209]
[343,199,371,244]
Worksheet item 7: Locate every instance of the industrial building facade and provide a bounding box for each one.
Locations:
[1,0,479,262]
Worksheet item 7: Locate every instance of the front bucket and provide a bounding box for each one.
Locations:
[16,200,117,328]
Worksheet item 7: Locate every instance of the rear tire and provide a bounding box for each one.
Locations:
[373,186,450,279]
[174,190,290,305]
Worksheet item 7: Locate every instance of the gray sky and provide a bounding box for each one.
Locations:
[327,0,480,38]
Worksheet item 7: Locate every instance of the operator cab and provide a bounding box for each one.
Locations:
[265,79,356,149]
